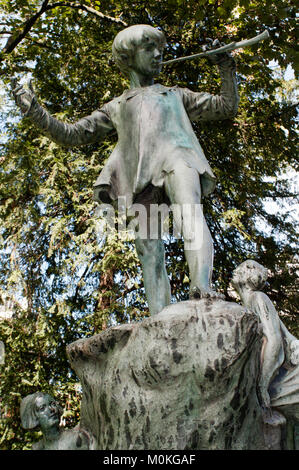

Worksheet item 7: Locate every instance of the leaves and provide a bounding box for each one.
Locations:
[0,0,298,449]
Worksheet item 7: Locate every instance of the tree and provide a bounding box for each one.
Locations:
[0,0,297,449]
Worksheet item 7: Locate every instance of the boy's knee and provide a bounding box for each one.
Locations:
[135,238,164,261]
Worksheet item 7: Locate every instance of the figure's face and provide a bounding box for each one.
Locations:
[35,395,61,431]
[131,38,163,77]
[232,261,267,292]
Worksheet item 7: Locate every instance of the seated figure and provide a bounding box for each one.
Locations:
[20,392,92,450]
[231,259,299,432]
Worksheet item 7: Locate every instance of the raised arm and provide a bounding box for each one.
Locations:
[180,39,239,121]
[12,80,114,147]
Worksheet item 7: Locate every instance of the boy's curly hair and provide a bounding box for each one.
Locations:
[232,260,268,291]
[112,24,166,74]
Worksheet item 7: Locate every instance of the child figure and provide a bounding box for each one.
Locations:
[13,24,239,315]
[20,392,92,450]
[232,259,299,426]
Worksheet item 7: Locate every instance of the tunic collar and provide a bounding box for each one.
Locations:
[122,83,171,101]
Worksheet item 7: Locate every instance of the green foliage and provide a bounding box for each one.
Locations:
[0,0,298,449]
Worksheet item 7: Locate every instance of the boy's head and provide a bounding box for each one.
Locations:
[112,24,166,76]
[20,392,62,430]
[232,260,268,292]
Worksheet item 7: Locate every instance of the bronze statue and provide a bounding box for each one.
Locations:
[20,392,92,450]
[12,24,240,314]
[232,260,299,435]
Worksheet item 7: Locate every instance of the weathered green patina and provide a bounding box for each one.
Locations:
[12,24,239,315]
[20,392,92,450]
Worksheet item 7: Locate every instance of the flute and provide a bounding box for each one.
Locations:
[162,30,270,66]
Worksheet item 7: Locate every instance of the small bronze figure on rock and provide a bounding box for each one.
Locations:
[20,392,92,450]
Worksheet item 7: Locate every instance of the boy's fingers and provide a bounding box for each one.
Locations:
[212,39,220,48]
[11,79,25,96]
[15,88,27,98]
[11,77,19,89]
[14,85,25,93]
[202,38,213,52]
[11,80,26,95]
[28,80,34,93]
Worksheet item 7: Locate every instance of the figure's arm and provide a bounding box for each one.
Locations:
[180,41,239,121]
[12,81,114,147]
[279,320,299,366]
[253,292,285,407]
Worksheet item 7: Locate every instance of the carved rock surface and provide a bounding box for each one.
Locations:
[67,299,268,450]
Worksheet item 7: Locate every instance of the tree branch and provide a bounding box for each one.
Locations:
[49,2,127,26]
[0,1,127,60]
[27,38,55,51]
[2,0,50,55]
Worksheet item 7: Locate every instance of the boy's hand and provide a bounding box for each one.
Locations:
[11,79,36,115]
[202,38,235,66]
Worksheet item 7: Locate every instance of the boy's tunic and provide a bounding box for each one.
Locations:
[27,62,238,206]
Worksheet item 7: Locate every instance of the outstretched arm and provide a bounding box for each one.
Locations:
[12,80,114,147]
[180,39,239,121]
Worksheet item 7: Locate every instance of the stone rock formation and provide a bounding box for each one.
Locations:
[67,298,276,450]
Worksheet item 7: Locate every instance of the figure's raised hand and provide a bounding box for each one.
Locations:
[202,38,234,66]
[11,79,36,115]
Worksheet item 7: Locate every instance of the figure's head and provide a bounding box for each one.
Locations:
[20,392,62,432]
[231,260,268,293]
[112,24,166,77]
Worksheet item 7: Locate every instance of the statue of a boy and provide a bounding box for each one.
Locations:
[13,24,239,315]
[232,260,299,428]
[20,392,92,450]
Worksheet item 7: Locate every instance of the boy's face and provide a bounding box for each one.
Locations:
[35,394,61,431]
[130,38,164,78]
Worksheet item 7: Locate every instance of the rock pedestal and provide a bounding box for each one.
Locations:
[67,299,271,450]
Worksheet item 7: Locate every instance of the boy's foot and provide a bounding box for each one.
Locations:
[189,286,225,300]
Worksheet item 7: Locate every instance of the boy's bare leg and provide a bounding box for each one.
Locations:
[164,163,221,298]
[184,216,214,295]
[135,237,171,315]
